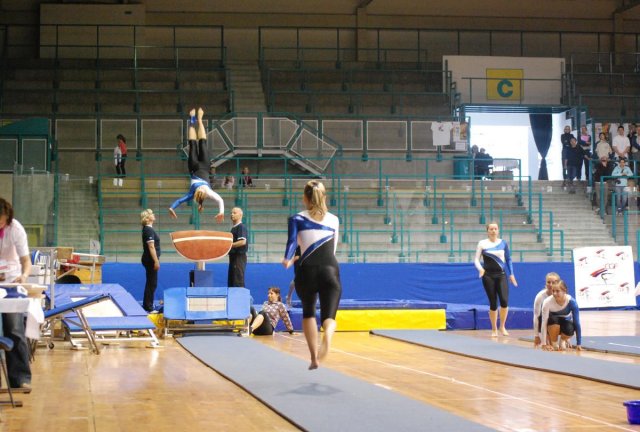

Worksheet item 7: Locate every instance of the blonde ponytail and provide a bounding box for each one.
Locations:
[304,180,327,220]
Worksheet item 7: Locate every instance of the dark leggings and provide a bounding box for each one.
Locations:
[295,261,342,322]
[142,260,157,312]
[547,315,575,337]
[481,272,509,311]
[188,139,209,180]
[116,156,126,177]
[250,308,274,336]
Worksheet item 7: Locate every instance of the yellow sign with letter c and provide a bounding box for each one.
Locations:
[486,69,523,101]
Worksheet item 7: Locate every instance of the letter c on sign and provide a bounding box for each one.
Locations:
[497,79,513,97]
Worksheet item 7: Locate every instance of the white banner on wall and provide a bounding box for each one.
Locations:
[444,56,564,105]
[573,246,636,308]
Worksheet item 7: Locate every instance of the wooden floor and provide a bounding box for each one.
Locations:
[1,310,639,431]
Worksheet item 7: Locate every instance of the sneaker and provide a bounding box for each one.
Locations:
[19,382,31,390]
[112,178,117,186]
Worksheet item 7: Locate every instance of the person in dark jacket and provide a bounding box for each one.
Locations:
[565,137,588,194]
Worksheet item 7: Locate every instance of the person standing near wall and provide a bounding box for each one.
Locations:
[474,222,518,338]
[140,209,160,313]
[560,125,575,187]
[0,197,33,389]
[115,134,128,187]
[228,207,248,287]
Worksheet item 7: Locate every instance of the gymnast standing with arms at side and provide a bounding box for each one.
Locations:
[282,180,341,370]
[474,222,518,337]
[168,107,224,223]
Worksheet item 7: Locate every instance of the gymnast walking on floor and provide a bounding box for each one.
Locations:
[283,180,342,370]
[474,222,518,337]
[168,107,224,223]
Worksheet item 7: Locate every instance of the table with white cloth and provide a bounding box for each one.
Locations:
[0,298,44,339]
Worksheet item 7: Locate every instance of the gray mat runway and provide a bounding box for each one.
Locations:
[372,330,640,390]
[519,335,640,356]
[178,334,495,432]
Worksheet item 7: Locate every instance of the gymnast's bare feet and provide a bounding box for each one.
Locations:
[197,107,204,120]
[500,328,509,336]
[308,358,319,370]
[168,208,177,219]
[491,330,498,338]
[318,336,329,361]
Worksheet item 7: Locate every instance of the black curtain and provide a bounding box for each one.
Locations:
[529,113,553,180]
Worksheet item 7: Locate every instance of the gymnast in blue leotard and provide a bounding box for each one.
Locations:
[474,222,518,337]
[283,180,341,370]
[168,107,224,224]
[541,280,583,351]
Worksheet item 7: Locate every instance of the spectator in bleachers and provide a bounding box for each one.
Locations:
[612,157,633,215]
[594,132,613,161]
[578,125,592,182]
[565,137,589,194]
[612,124,630,161]
[249,286,294,335]
[591,155,614,210]
[223,174,235,189]
[560,125,575,187]
[113,134,128,187]
[240,166,254,188]
[168,108,224,223]
[475,148,493,179]
[629,123,640,174]
[541,280,582,351]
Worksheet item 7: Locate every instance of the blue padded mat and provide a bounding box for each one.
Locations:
[289,299,446,310]
[49,283,154,331]
[51,284,147,317]
[64,316,154,332]
[372,330,640,390]
[579,336,640,356]
[178,334,495,432]
[164,287,251,321]
[519,335,640,357]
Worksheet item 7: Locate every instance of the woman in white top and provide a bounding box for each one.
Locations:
[283,180,341,370]
[474,222,518,337]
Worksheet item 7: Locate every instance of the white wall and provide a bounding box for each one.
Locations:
[468,112,569,180]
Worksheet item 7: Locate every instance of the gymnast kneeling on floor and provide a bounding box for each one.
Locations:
[250,286,294,336]
[541,279,583,351]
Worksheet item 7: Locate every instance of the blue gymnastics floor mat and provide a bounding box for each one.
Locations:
[178,334,496,432]
[371,330,640,390]
[519,335,640,357]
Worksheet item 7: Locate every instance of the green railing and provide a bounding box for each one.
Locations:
[258,26,640,68]
[94,155,565,261]
[1,24,229,118]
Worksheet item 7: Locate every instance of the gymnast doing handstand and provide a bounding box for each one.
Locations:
[168,107,224,223]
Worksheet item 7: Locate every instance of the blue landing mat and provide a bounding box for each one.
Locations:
[178,335,495,432]
[371,330,640,390]
[567,336,640,357]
